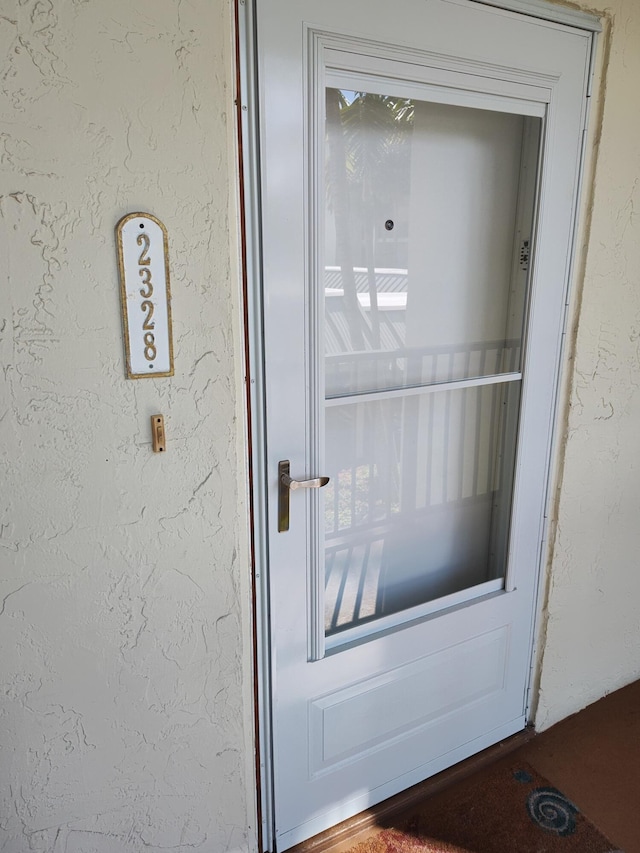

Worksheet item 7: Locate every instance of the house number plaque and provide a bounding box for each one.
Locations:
[116,212,174,379]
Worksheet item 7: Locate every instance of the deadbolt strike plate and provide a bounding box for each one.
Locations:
[151,414,166,452]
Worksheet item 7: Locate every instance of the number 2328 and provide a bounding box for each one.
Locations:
[137,232,157,362]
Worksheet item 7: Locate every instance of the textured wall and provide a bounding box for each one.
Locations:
[0,1,255,851]
[535,0,640,729]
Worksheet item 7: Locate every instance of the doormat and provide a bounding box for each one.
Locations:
[344,762,622,853]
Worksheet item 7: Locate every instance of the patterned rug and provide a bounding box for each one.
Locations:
[346,762,622,853]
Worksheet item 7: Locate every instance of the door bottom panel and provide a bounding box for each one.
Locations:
[278,715,527,851]
[310,626,508,773]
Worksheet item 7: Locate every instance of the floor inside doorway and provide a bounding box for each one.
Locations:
[293,679,640,853]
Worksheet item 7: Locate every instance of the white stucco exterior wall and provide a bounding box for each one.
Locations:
[535,0,640,729]
[0,2,256,852]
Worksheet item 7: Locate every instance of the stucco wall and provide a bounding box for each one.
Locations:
[535,0,640,729]
[0,2,256,851]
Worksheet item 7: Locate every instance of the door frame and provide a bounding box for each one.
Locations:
[235,2,601,850]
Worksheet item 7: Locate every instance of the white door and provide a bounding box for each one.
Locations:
[253,1,592,848]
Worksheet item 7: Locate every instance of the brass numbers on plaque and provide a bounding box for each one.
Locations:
[137,232,151,266]
[136,232,156,364]
[141,300,155,330]
[144,331,157,361]
[139,267,153,297]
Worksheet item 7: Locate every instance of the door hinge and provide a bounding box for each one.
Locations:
[519,239,530,272]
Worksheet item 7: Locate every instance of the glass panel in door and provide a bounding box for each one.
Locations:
[323,87,540,638]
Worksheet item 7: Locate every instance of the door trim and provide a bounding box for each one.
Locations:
[235,2,273,849]
[450,0,601,32]
[236,2,600,850]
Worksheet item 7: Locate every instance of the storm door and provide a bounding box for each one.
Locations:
[251,1,593,848]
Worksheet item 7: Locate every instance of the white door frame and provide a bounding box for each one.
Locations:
[235,2,601,850]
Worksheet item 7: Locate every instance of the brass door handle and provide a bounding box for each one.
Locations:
[278,460,329,532]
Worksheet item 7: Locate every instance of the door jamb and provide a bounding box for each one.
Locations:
[235,1,273,849]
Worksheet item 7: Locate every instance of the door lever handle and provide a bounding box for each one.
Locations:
[278,460,329,532]
[281,473,330,491]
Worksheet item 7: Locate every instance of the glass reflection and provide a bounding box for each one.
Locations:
[323,87,538,637]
